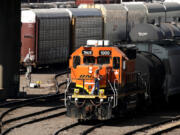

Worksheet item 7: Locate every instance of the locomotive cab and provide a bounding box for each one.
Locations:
[65,40,147,120]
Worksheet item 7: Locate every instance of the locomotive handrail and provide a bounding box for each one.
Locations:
[114,79,119,90]
[137,73,150,100]
[64,79,71,107]
[108,80,117,108]
[114,79,119,107]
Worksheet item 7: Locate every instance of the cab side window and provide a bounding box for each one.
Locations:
[73,56,80,68]
[113,57,120,69]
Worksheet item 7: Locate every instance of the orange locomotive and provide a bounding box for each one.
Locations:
[65,40,147,120]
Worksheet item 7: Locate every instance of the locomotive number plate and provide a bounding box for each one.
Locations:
[82,50,93,55]
[99,50,111,55]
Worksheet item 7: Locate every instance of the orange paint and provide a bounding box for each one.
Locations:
[69,46,136,93]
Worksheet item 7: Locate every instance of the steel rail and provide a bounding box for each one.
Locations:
[3,105,65,125]
[0,70,68,134]
[81,122,104,135]
[53,122,80,135]
[0,69,69,108]
[124,115,180,135]
[1,111,66,135]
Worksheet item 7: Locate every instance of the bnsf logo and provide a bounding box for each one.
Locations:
[79,75,92,79]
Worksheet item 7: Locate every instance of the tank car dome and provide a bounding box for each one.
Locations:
[129,23,164,42]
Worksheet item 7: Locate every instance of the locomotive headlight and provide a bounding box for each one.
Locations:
[99,89,104,96]
[100,99,104,103]
[74,89,79,95]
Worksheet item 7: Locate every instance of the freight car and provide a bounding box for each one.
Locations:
[66,8,103,51]
[21,8,103,67]
[129,23,180,102]
[65,40,147,120]
[21,9,70,66]
[79,2,180,43]
[21,2,180,68]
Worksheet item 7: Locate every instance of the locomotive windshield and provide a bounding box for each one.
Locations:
[83,56,95,64]
[83,56,110,65]
[97,56,110,64]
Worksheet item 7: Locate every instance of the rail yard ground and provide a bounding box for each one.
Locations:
[0,67,180,135]
[2,98,180,135]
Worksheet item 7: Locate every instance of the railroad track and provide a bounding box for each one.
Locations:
[53,117,122,135]
[0,93,67,135]
[0,93,63,108]
[53,120,103,135]
[53,122,80,135]
[1,106,66,135]
[124,115,180,135]
[53,119,109,135]
[80,122,105,135]
[80,117,122,135]
[0,69,70,108]
[80,114,180,135]
[0,93,65,133]
[0,70,69,135]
